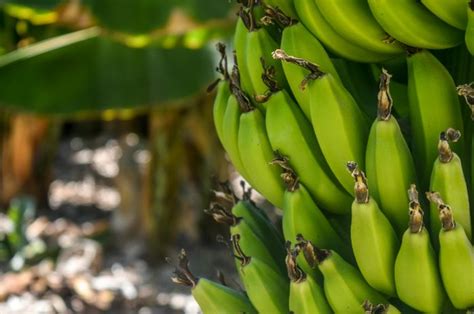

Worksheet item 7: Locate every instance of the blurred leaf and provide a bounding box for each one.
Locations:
[84,0,174,34]
[3,0,61,11]
[181,0,233,22]
[0,28,216,114]
[3,3,58,25]
[84,0,233,34]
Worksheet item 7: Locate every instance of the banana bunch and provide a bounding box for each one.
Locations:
[173,0,474,312]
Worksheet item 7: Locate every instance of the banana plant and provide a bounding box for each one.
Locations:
[0,0,235,114]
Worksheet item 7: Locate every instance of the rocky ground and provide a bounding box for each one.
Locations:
[0,124,242,313]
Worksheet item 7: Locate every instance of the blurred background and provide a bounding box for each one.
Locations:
[0,0,249,312]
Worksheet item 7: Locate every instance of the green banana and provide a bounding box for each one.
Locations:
[296,235,388,313]
[238,105,285,208]
[234,5,286,108]
[265,89,352,214]
[212,182,285,266]
[212,81,230,146]
[362,300,401,314]
[244,27,286,107]
[277,161,352,263]
[231,218,286,275]
[429,129,471,249]
[407,50,465,188]
[231,199,285,259]
[365,69,417,235]
[280,22,341,120]
[170,249,257,314]
[314,0,404,56]
[211,43,230,146]
[421,0,468,30]
[232,234,290,314]
[273,49,369,195]
[332,58,379,121]
[221,94,250,179]
[207,203,285,275]
[394,185,445,313]
[467,1,474,55]
[368,0,464,49]
[286,243,332,314]
[434,200,474,310]
[293,0,393,63]
[234,15,254,98]
[347,162,399,297]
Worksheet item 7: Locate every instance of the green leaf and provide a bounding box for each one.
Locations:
[84,0,175,34]
[3,0,61,11]
[181,0,233,22]
[0,28,216,114]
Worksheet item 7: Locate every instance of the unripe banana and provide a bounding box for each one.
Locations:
[234,5,286,108]
[277,161,352,263]
[421,0,468,30]
[265,89,352,214]
[286,243,332,314]
[170,249,257,314]
[214,183,286,268]
[232,234,290,314]
[212,81,230,146]
[221,94,250,179]
[232,218,285,275]
[238,104,285,208]
[280,22,340,120]
[429,129,471,249]
[368,0,463,49]
[366,69,417,235]
[231,198,285,261]
[427,195,474,310]
[347,162,399,297]
[233,16,254,98]
[314,0,404,56]
[244,27,286,107]
[467,1,474,55]
[333,58,379,121]
[296,236,388,313]
[394,185,446,313]
[293,0,392,63]
[211,43,230,145]
[207,203,286,276]
[407,50,465,188]
[273,50,369,195]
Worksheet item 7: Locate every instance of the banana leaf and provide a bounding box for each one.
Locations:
[2,0,61,11]
[83,0,174,34]
[0,27,216,114]
[84,0,233,34]
[2,0,234,33]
